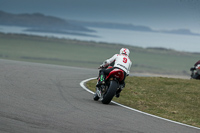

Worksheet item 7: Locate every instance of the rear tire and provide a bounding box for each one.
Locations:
[102,80,118,104]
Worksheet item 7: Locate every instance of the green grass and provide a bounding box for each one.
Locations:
[86,77,200,128]
[0,32,199,76]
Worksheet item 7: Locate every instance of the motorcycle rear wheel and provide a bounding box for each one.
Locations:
[102,80,118,104]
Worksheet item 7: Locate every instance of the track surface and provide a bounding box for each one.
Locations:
[0,59,199,133]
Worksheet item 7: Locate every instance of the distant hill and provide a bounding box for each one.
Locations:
[0,10,94,33]
[0,10,199,37]
[160,29,200,36]
[68,20,154,32]
[69,20,200,36]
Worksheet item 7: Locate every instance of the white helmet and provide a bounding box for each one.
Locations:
[120,48,130,56]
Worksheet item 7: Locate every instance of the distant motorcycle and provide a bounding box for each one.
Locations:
[93,66,124,104]
[190,64,200,79]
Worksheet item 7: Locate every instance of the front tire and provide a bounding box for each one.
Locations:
[102,80,118,104]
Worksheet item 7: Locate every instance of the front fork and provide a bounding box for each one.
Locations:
[96,85,106,99]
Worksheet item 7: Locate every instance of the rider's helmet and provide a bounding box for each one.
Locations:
[120,48,130,56]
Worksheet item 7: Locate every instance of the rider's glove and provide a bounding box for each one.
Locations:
[98,64,104,69]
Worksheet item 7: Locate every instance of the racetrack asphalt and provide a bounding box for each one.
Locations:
[0,59,199,133]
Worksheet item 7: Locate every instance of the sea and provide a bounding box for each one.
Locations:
[0,25,200,53]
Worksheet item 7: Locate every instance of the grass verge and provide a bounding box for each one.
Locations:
[0,32,200,76]
[86,77,200,128]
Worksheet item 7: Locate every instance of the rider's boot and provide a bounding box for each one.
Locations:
[115,88,122,98]
[115,82,125,98]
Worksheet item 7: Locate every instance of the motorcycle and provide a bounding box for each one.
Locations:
[93,66,125,104]
[190,65,200,80]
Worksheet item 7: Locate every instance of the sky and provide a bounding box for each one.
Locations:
[0,0,200,34]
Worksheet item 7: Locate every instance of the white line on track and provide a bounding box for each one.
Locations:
[80,77,200,130]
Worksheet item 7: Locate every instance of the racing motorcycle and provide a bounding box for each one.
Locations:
[190,65,200,79]
[93,66,125,104]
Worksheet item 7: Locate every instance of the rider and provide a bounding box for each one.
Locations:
[190,60,200,79]
[97,48,132,97]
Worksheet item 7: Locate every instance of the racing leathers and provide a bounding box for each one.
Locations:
[97,54,132,97]
[101,54,132,75]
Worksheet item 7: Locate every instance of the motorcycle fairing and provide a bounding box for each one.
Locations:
[106,68,124,82]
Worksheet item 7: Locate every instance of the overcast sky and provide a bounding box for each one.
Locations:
[0,0,200,33]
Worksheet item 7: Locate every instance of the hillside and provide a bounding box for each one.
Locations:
[68,20,200,36]
[1,10,199,36]
[0,10,94,33]
[68,20,154,32]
